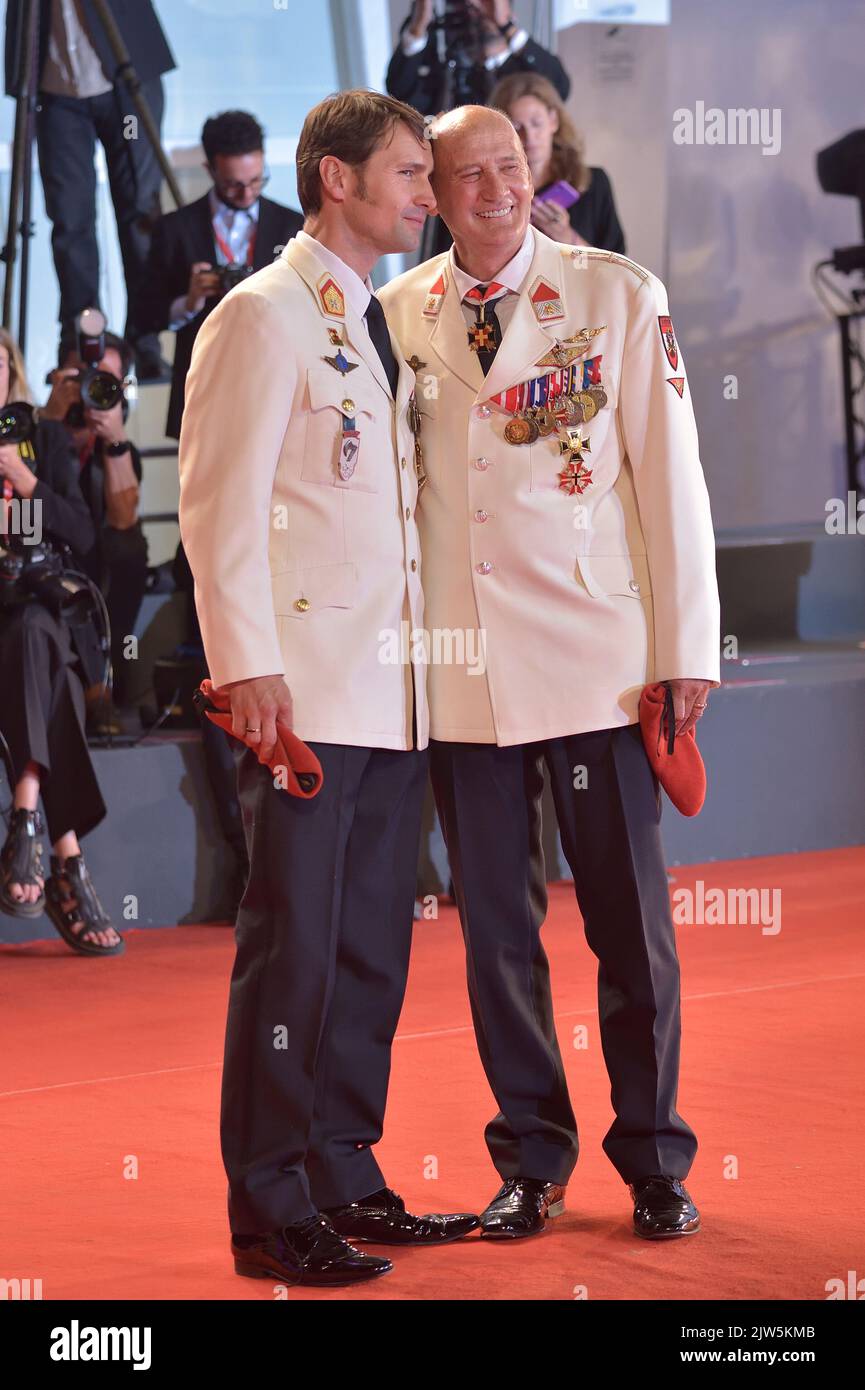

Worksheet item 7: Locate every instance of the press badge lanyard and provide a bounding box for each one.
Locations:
[211,219,257,268]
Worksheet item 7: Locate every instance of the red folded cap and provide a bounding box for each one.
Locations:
[194,679,323,799]
[638,682,706,817]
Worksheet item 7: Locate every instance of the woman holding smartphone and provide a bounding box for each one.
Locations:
[491,71,626,254]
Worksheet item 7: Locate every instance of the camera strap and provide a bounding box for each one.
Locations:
[212,221,256,268]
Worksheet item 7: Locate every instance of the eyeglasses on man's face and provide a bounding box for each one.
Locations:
[209,166,270,197]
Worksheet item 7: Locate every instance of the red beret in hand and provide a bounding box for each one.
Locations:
[638,681,706,817]
[193,679,323,799]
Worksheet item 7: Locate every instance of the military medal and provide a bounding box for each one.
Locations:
[468,318,496,353]
[407,394,422,435]
[587,385,608,410]
[554,393,582,426]
[531,405,557,437]
[338,401,360,480]
[558,427,591,463]
[323,349,359,376]
[328,328,344,346]
[339,434,359,479]
[557,461,594,495]
[504,415,537,445]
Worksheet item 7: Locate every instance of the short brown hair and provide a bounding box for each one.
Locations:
[489,72,590,196]
[295,89,427,216]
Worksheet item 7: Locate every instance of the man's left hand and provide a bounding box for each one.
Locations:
[667,678,712,737]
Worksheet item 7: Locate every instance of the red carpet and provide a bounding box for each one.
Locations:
[2,847,863,1301]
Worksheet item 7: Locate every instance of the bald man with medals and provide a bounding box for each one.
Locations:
[379,106,720,1243]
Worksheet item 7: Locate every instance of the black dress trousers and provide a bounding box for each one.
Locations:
[430,723,697,1187]
[35,77,165,353]
[0,601,107,843]
[222,737,429,1234]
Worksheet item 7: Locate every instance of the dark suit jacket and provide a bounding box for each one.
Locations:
[5,0,175,96]
[140,193,303,439]
[385,23,570,113]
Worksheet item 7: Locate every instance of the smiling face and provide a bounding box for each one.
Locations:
[431,107,533,274]
[329,121,436,260]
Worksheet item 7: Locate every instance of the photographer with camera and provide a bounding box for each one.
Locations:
[0,327,122,955]
[42,311,147,732]
[386,0,570,115]
[141,109,302,442]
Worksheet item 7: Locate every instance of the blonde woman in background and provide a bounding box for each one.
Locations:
[491,71,626,254]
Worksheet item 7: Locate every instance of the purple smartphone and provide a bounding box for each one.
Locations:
[537,180,580,210]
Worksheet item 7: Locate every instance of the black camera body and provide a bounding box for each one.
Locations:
[0,536,90,617]
[218,262,255,293]
[0,400,37,445]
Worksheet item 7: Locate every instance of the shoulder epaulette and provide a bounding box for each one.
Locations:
[562,246,651,285]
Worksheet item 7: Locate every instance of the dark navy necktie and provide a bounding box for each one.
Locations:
[364,295,400,397]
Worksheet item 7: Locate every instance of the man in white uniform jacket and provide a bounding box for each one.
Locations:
[379,106,721,1242]
[178,91,477,1289]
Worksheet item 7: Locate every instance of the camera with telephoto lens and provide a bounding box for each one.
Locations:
[0,426,95,620]
[0,536,93,619]
[60,307,129,429]
[217,262,255,293]
[0,391,109,683]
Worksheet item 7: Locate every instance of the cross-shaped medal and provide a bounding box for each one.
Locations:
[468,317,496,353]
[558,427,591,463]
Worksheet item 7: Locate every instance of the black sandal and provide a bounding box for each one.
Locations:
[44,852,125,957]
[0,808,47,918]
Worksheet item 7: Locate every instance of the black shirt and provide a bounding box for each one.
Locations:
[539,166,625,255]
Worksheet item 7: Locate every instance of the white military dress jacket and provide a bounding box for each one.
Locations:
[178,233,428,750]
[378,227,720,746]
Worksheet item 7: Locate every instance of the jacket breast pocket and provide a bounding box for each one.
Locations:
[300,367,380,493]
[272,561,357,619]
[575,552,653,600]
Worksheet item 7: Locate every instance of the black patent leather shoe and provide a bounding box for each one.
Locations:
[629,1175,700,1239]
[231,1214,392,1286]
[479,1177,566,1239]
[323,1186,479,1245]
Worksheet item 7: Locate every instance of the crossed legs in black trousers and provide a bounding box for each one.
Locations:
[431,724,700,1239]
